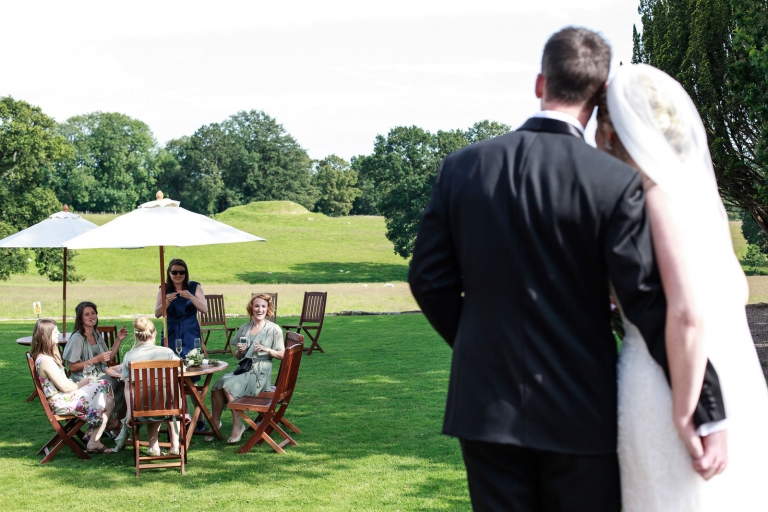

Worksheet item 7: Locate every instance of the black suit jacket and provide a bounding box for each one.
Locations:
[409,117,725,455]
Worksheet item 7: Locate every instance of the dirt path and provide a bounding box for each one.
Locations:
[746,304,768,377]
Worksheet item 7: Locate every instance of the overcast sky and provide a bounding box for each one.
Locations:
[2,0,641,160]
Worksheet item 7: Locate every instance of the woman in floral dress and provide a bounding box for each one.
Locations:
[31,318,118,454]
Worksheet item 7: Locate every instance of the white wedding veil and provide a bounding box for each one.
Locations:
[606,64,726,223]
[606,64,738,294]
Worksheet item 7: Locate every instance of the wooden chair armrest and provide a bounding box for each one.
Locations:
[282,324,300,329]
[258,391,275,398]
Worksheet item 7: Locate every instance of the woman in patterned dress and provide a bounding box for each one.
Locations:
[31,318,118,454]
[208,294,284,443]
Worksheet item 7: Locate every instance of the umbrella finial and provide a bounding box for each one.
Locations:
[156,191,164,200]
[63,204,69,212]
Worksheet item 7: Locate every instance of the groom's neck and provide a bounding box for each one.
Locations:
[540,100,594,129]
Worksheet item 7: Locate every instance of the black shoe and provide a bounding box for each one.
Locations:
[195,420,207,432]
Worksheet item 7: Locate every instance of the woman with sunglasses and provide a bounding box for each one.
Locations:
[154,258,208,358]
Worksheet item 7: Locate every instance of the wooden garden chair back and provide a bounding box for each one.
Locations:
[26,352,90,464]
[251,292,278,323]
[228,341,304,454]
[261,331,304,434]
[97,325,120,365]
[128,359,187,476]
[198,294,237,356]
[282,291,328,355]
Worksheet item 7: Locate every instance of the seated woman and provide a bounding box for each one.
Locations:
[31,318,119,454]
[120,316,181,456]
[62,301,127,423]
[209,294,285,443]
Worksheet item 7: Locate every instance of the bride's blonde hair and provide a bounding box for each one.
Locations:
[636,74,692,161]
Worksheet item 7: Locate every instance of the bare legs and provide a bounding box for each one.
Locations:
[210,388,245,442]
[146,421,180,454]
[87,395,116,453]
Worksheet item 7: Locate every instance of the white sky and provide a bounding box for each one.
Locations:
[1,0,641,160]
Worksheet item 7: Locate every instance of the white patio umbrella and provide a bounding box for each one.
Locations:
[64,191,265,344]
[0,205,98,335]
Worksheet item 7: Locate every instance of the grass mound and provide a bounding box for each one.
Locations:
[222,200,312,216]
[62,201,409,285]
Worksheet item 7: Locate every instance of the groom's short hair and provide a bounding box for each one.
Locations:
[541,27,611,105]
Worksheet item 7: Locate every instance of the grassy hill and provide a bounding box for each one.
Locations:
[69,201,409,285]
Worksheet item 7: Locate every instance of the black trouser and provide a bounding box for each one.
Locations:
[460,439,621,512]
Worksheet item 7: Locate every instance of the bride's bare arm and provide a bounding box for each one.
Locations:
[645,181,707,457]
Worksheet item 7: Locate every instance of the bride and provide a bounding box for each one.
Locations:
[597,63,768,510]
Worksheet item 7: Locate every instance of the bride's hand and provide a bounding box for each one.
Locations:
[674,417,704,461]
[694,430,728,480]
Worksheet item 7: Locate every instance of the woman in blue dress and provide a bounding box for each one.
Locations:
[154,258,208,356]
[154,258,209,430]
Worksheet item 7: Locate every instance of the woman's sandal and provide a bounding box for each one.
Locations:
[205,420,223,442]
[87,443,115,454]
[227,424,247,444]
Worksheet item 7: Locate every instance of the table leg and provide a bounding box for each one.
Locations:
[183,374,223,449]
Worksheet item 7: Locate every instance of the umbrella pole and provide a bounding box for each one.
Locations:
[160,245,168,347]
[62,247,67,337]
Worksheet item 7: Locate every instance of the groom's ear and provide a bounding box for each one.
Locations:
[535,74,545,99]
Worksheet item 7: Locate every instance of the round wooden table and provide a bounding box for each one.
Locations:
[107,361,230,449]
[16,332,71,346]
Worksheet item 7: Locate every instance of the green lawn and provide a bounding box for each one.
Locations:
[66,201,409,285]
[0,315,469,511]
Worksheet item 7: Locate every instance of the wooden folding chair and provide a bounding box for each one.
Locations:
[228,342,304,454]
[198,294,237,357]
[97,325,120,365]
[283,291,328,355]
[261,331,304,434]
[251,292,278,323]
[26,353,91,464]
[128,359,187,476]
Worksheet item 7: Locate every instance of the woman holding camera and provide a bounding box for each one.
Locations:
[154,258,208,431]
[154,258,208,357]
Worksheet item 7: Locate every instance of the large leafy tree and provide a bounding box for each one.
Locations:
[364,120,510,258]
[158,111,317,215]
[0,96,79,281]
[312,155,360,217]
[633,0,768,232]
[55,112,159,212]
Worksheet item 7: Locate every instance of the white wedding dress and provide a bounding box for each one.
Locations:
[610,64,768,512]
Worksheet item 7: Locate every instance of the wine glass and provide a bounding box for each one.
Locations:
[193,338,201,352]
[175,338,183,357]
[83,363,95,382]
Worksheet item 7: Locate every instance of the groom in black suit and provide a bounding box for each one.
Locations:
[408,27,726,511]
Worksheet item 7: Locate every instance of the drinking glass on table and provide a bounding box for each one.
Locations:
[193,338,201,352]
[175,338,183,357]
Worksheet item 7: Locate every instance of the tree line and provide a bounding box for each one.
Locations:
[0,94,510,281]
[633,0,768,259]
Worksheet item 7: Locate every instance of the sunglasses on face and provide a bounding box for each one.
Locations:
[170,270,187,276]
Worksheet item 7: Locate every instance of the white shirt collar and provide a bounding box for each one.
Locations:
[532,110,585,136]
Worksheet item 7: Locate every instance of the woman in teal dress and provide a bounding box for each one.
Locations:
[208,294,284,443]
[62,301,127,423]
